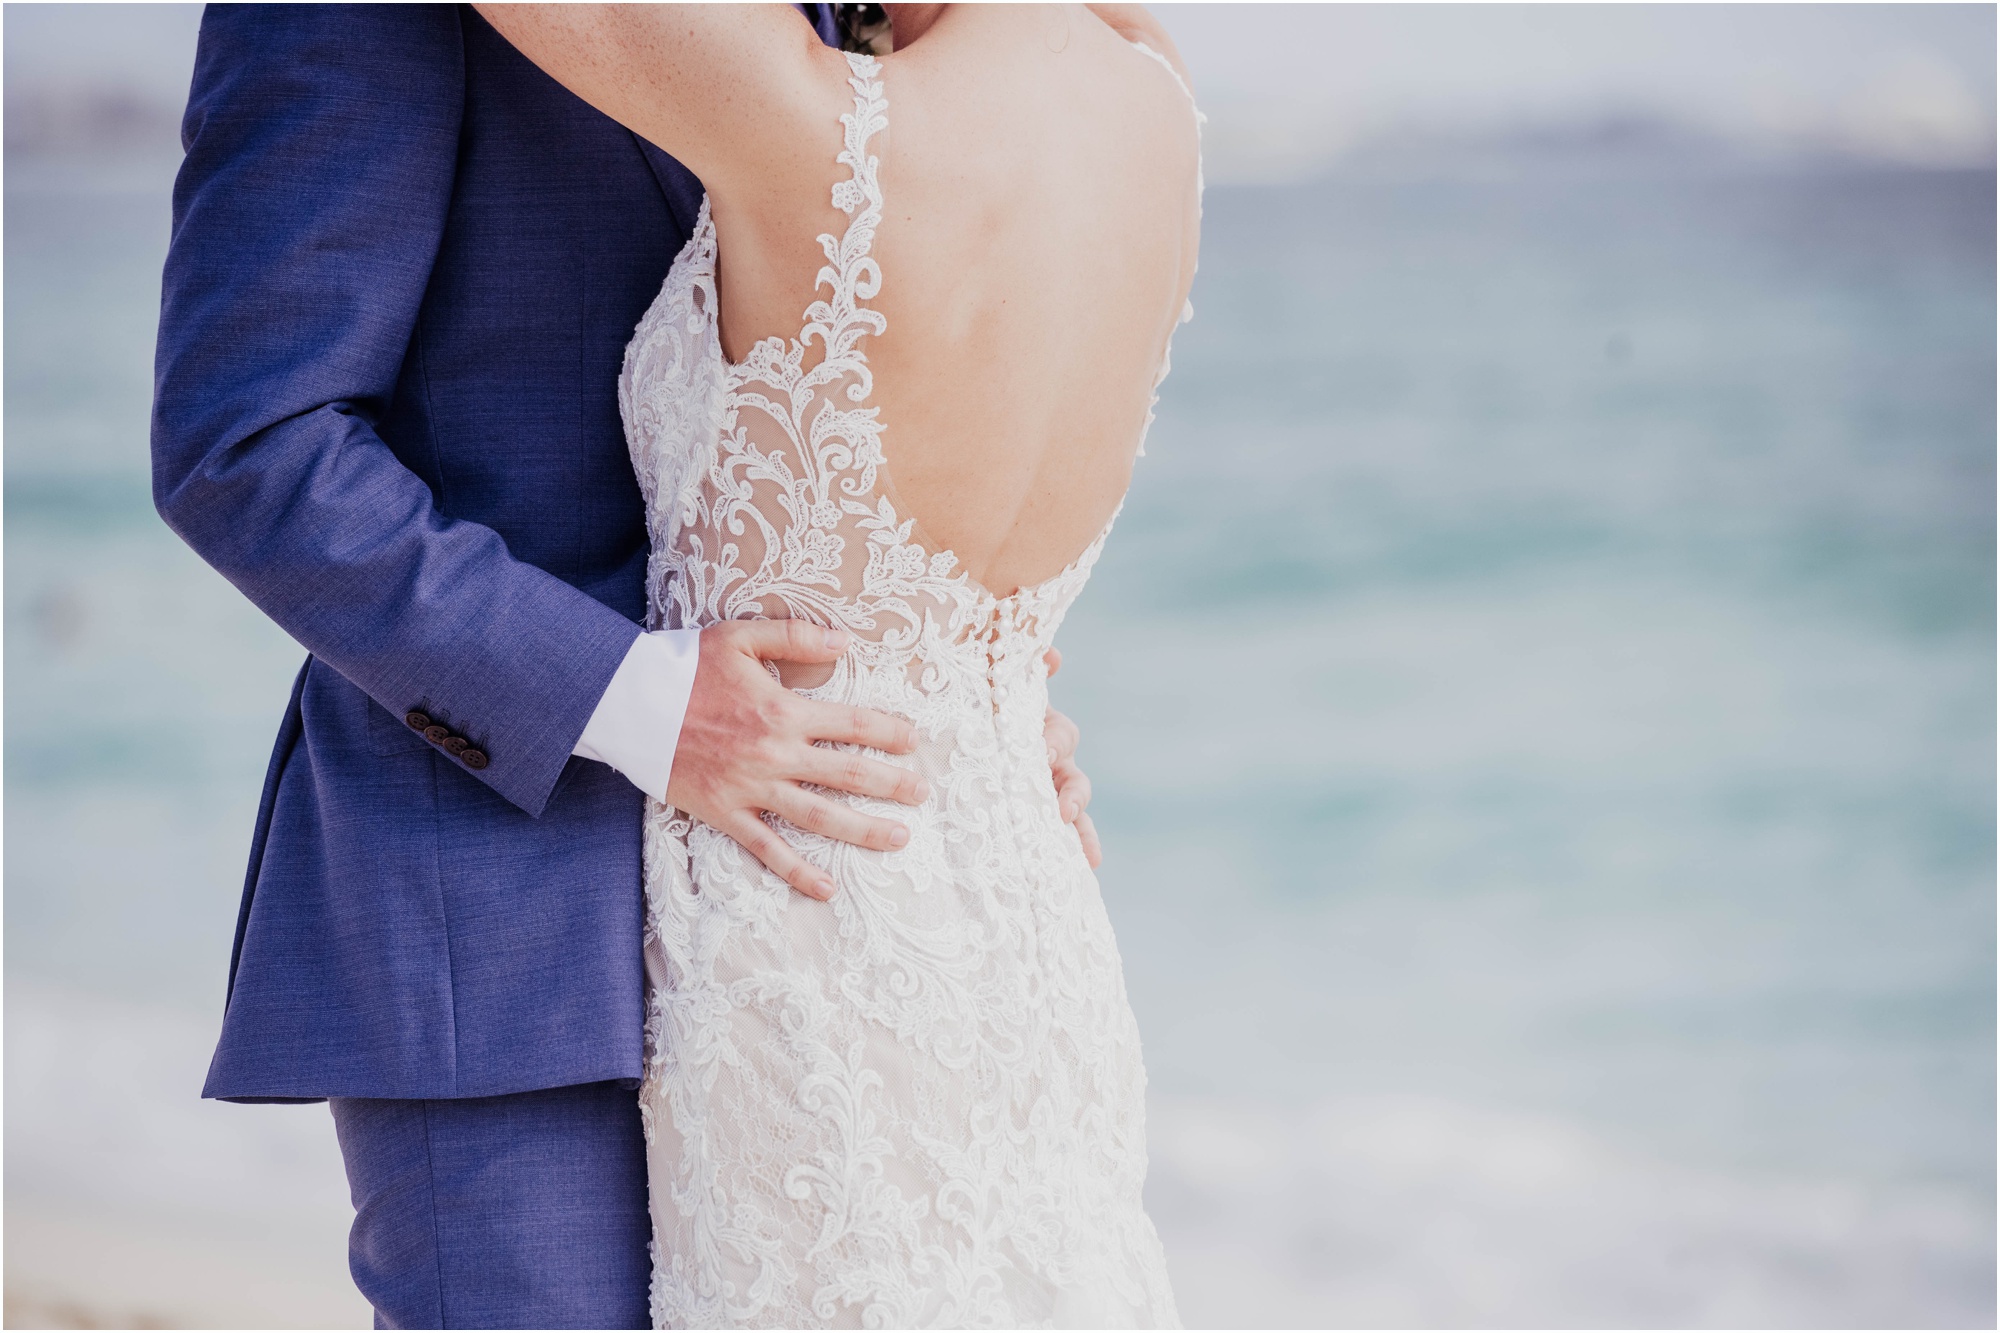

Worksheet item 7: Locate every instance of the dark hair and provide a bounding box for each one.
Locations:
[833,3,892,55]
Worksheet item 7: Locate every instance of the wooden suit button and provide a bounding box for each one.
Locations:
[459,749,489,770]
[405,710,431,731]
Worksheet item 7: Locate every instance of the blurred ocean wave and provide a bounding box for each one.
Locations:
[1081,158,1996,1324]
[1152,1096,1993,1328]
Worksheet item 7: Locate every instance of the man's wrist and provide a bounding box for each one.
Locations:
[573,628,702,801]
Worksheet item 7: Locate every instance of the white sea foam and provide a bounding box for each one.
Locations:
[1148,1097,1994,1329]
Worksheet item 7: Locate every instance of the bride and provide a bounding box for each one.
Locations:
[478,5,1199,1326]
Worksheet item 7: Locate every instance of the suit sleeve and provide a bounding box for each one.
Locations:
[152,3,641,818]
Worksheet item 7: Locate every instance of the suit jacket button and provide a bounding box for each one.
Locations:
[460,749,489,770]
[423,724,449,744]
[405,710,431,731]
[442,736,468,755]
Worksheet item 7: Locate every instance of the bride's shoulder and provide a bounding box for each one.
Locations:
[1082,5,1193,90]
[884,12,1195,157]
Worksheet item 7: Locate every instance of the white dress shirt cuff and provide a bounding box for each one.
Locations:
[573,628,701,803]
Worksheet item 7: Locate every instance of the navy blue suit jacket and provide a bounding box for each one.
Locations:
[153,4,766,1101]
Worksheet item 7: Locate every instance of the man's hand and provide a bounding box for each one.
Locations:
[668,620,927,901]
[1042,649,1102,869]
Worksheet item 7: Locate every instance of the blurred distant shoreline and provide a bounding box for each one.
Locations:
[10,99,1994,211]
[9,71,1993,190]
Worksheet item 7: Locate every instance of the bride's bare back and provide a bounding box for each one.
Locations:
[481,3,1199,597]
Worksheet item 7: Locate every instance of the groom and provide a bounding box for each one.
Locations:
[151,5,1098,1328]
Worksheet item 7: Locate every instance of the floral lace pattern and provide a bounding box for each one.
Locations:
[619,50,1192,1329]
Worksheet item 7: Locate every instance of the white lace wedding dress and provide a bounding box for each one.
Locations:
[620,49,1195,1330]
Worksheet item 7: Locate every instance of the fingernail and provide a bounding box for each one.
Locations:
[888,826,909,849]
[823,627,848,651]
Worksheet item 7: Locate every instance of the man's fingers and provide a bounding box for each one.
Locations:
[768,786,910,854]
[798,699,917,755]
[795,749,929,805]
[1054,761,1092,823]
[719,811,834,901]
[1043,707,1080,767]
[1075,811,1103,869]
[721,617,850,664]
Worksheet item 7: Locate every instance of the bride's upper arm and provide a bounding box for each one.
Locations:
[474,4,834,183]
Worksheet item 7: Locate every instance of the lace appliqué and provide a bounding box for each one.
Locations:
[619,50,1193,1330]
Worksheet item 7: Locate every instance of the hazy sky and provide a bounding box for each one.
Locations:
[4,3,204,100]
[7,3,1994,180]
[1155,4,1996,178]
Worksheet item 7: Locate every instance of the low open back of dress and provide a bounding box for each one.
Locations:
[625,38,1198,667]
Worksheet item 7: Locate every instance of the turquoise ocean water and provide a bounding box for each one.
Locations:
[6,150,1993,1326]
